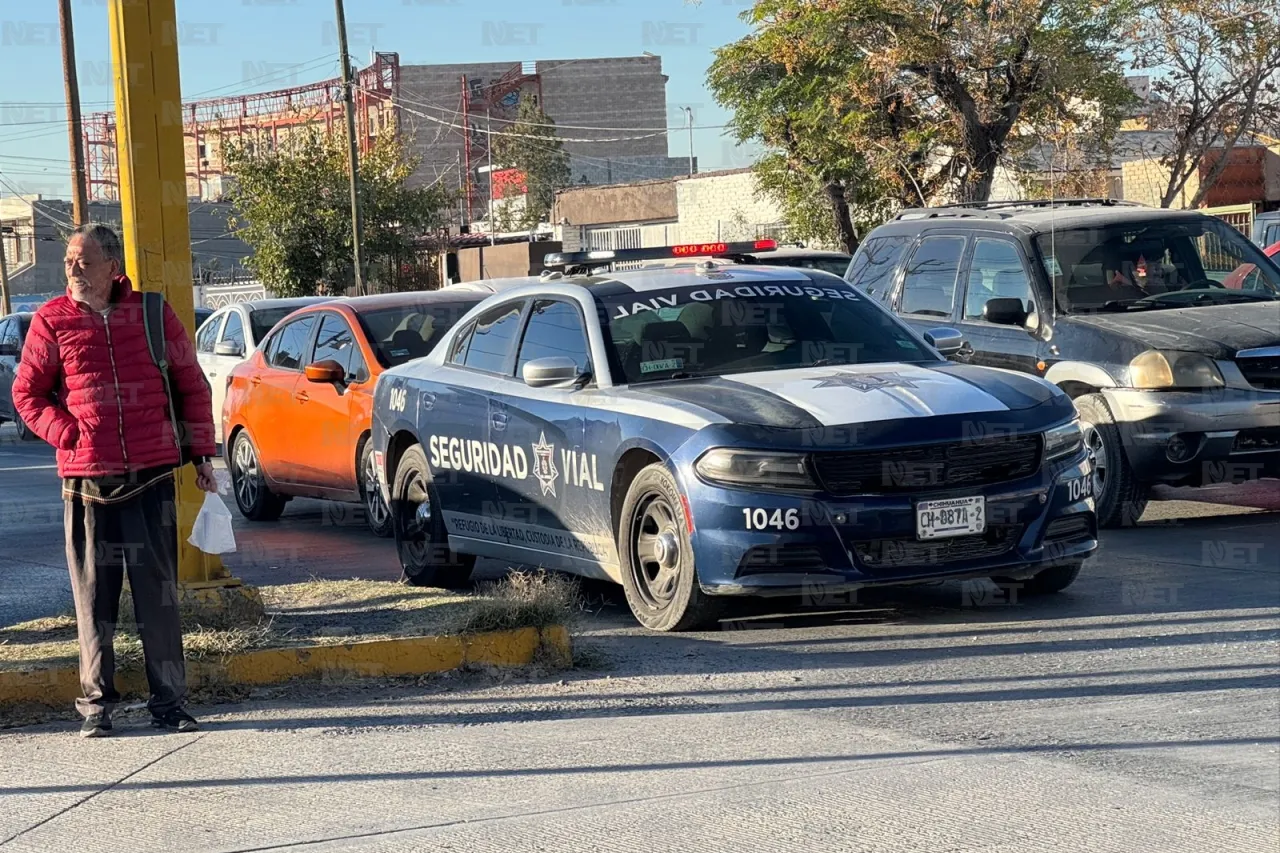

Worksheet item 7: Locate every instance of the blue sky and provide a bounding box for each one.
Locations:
[0,0,757,200]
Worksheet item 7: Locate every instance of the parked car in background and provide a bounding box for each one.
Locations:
[196,297,339,445]
[0,313,35,440]
[222,290,488,536]
[195,306,214,331]
[1253,211,1280,249]
[845,199,1280,527]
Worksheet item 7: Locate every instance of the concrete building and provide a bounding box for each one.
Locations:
[398,56,692,225]
[551,168,789,253]
[0,196,253,305]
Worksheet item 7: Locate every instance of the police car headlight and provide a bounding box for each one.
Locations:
[695,449,816,490]
[1044,419,1084,462]
[1129,350,1224,389]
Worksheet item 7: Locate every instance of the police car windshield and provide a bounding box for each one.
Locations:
[600,281,936,384]
[357,301,480,367]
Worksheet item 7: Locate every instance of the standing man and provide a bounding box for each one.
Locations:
[12,224,217,738]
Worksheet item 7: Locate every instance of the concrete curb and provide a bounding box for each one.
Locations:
[0,625,571,708]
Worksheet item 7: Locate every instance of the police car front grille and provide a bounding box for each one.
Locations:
[1236,355,1280,390]
[737,545,827,575]
[852,525,1021,569]
[812,434,1043,495]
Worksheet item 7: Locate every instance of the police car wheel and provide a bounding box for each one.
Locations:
[992,561,1082,595]
[230,432,286,522]
[359,439,394,538]
[392,445,474,589]
[618,463,722,632]
[1074,394,1147,528]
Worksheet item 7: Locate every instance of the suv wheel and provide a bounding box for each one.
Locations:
[1074,394,1147,528]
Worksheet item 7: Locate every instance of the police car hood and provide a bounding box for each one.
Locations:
[634,362,1059,430]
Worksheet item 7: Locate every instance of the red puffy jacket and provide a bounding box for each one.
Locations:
[13,275,216,478]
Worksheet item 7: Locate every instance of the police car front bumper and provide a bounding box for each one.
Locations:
[683,452,1097,597]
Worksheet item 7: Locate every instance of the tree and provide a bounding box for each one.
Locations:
[1133,0,1280,208]
[223,128,452,297]
[490,94,571,232]
[707,0,1135,247]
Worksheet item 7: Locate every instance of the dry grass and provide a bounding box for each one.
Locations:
[448,570,582,636]
[1,574,579,673]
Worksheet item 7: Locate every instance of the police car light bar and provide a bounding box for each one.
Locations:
[544,239,777,268]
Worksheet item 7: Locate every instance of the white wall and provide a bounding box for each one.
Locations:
[675,171,785,243]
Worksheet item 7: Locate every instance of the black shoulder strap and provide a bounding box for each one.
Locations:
[142,291,184,456]
[142,291,168,372]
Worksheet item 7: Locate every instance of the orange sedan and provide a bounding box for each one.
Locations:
[222,290,486,535]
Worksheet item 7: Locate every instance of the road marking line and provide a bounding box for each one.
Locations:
[0,465,59,471]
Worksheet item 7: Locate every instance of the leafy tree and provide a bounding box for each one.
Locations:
[490,94,571,231]
[707,0,1134,248]
[223,128,452,297]
[1132,0,1280,208]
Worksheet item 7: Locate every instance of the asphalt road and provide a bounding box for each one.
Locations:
[1,421,1278,851]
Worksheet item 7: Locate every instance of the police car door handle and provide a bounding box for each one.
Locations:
[490,412,508,431]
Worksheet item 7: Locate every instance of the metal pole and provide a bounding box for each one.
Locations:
[486,108,495,245]
[685,107,694,176]
[334,0,367,296]
[59,0,89,224]
[0,225,12,317]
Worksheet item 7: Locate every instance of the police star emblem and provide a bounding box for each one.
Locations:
[811,371,920,392]
[531,432,559,497]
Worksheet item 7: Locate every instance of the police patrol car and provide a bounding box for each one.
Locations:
[371,246,1097,631]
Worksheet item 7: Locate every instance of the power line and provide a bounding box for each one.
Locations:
[388,97,671,144]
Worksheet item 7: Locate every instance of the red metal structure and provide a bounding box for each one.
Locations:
[84,53,401,202]
[459,62,541,225]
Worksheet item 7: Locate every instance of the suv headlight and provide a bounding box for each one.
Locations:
[694,448,817,490]
[1044,419,1084,462]
[1130,350,1224,389]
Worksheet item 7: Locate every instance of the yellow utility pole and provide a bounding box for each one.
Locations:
[107,0,251,605]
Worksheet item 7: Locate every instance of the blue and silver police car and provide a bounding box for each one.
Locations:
[371,244,1097,631]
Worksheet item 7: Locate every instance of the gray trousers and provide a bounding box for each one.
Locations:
[65,479,187,718]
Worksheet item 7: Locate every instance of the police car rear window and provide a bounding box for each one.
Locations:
[598,282,935,384]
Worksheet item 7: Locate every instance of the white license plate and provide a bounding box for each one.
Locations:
[916,496,986,540]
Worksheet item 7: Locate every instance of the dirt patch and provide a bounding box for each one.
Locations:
[0,573,581,673]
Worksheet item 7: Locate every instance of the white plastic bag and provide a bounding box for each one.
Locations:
[188,491,237,554]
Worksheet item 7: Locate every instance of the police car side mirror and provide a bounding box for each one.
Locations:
[214,341,244,357]
[523,357,584,389]
[924,327,965,356]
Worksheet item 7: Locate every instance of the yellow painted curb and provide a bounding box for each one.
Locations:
[0,625,571,708]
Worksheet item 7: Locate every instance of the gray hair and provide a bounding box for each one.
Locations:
[69,223,125,274]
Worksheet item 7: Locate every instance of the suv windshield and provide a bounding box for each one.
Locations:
[599,281,935,384]
[1035,217,1280,313]
[357,300,481,367]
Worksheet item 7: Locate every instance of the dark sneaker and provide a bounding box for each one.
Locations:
[80,712,112,738]
[150,708,199,733]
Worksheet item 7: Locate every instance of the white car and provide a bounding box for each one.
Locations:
[195,297,339,445]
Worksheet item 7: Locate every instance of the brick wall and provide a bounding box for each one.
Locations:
[675,170,784,242]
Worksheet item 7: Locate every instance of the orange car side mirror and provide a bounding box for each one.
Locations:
[304,360,345,384]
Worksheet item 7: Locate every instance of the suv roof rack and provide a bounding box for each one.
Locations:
[893,198,1148,221]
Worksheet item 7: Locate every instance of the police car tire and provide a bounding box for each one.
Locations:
[993,561,1082,595]
[230,432,286,522]
[617,464,723,632]
[1074,394,1147,529]
[359,438,394,539]
[392,445,474,589]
